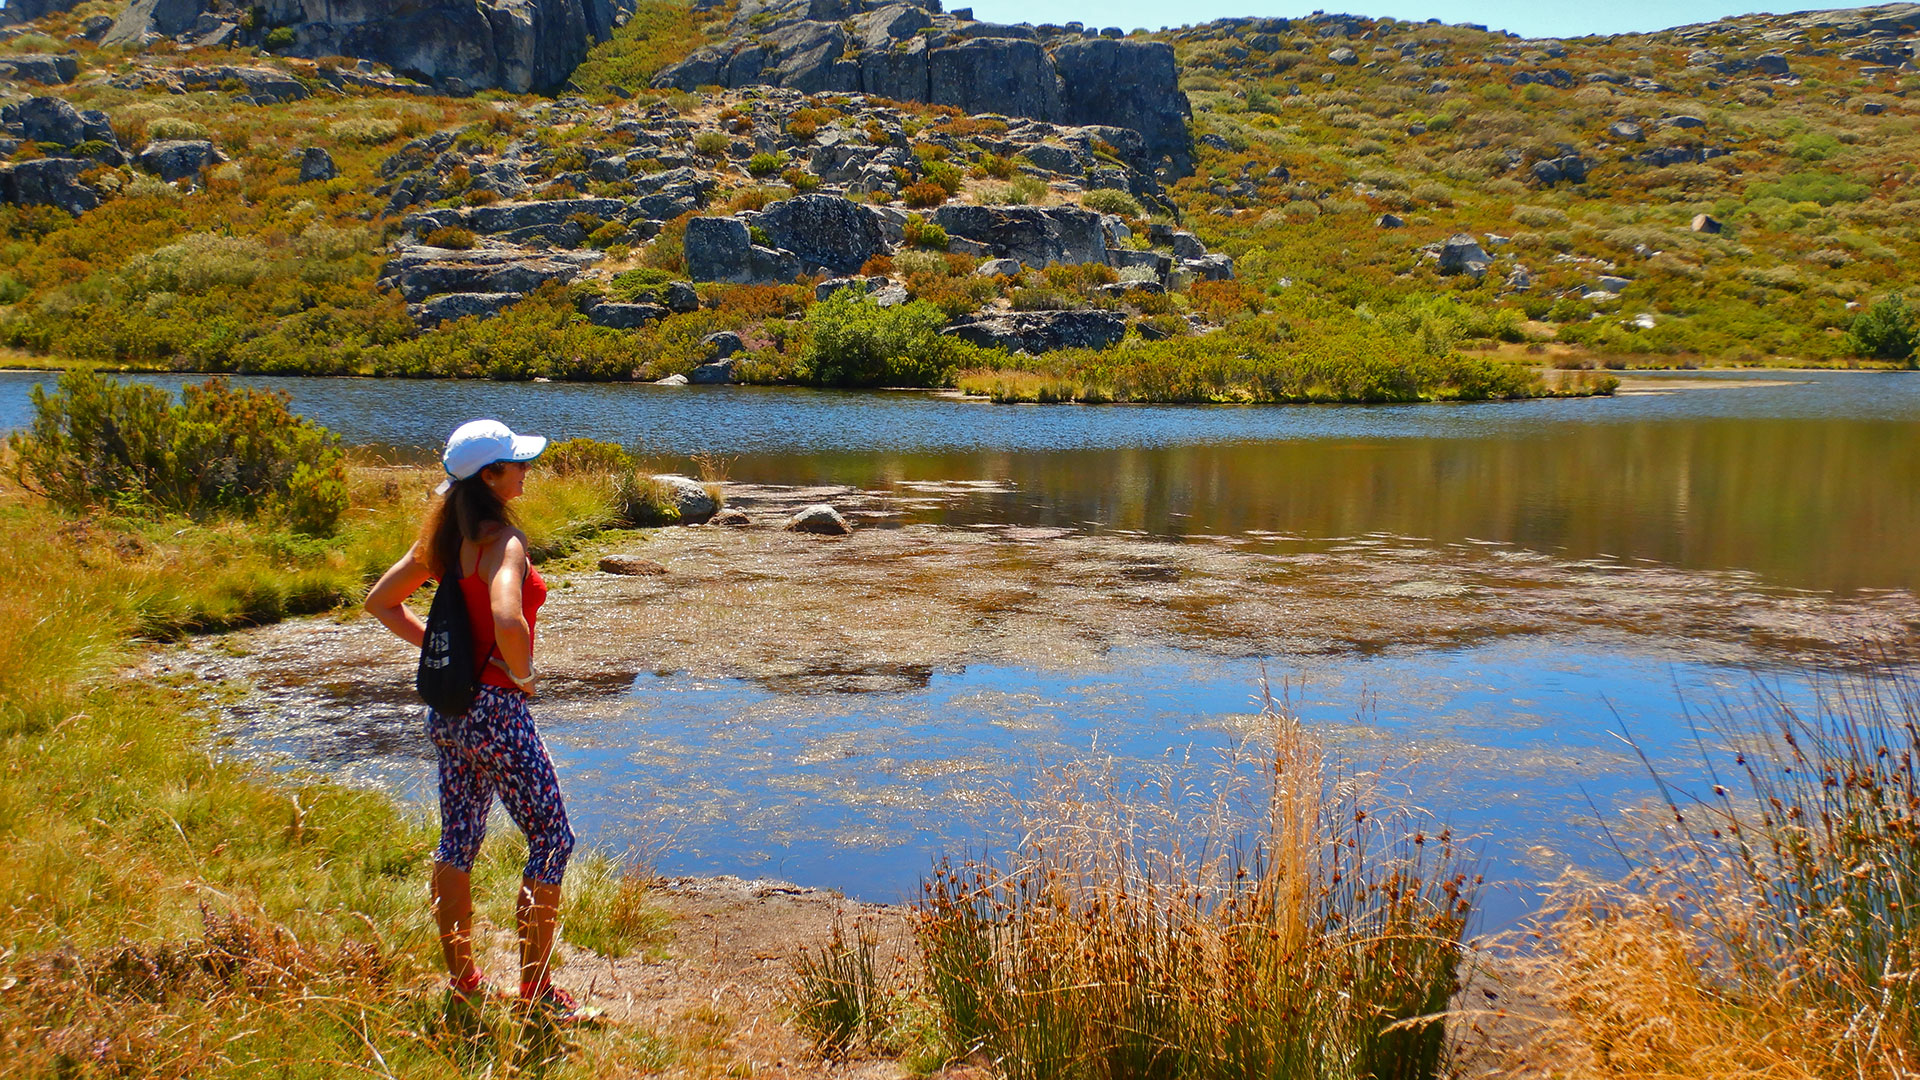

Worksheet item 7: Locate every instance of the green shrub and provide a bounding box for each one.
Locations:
[782,166,821,192]
[1747,171,1870,206]
[922,160,964,196]
[902,213,948,250]
[798,290,969,387]
[264,26,295,48]
[746,151,785,177]
[423,226,476,250]
[997,175,1048,205]
[693,131,730,157]
[326,117,402,146]
[1011,285,1076,311]
[1082,188,1145,217]
[1510,204,1569,227]
[1844,294,1919,364]
[893,248,951,279]
[541,436,637,476]
[609,266,679,304]
[588,220,630,249]
[145,117,211,142]
[975,153,1016,180]
[7,372,349,534]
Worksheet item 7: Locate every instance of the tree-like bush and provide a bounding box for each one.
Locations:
[7,373,349,533]
[1844,293,1919,364]
[798,290,973,387]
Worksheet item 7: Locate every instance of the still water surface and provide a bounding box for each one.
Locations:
[4,369,1913,592]
[10,369,1916,921]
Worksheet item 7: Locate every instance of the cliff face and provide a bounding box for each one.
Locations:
[101,0,631,92]
[652,0,1193,173]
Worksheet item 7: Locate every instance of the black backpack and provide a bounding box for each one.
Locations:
[417,579,479,716]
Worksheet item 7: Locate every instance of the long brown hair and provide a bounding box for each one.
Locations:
[417,466,516,580]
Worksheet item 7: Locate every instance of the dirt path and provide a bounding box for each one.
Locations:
[494,875,919,1078]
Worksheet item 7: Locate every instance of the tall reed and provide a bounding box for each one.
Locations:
[912,688,1477,1080]
[1519,664,1920,1078]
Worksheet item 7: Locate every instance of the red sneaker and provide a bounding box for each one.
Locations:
[521,982,601,1025]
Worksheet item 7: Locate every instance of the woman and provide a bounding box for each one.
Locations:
[365,418,579,1019]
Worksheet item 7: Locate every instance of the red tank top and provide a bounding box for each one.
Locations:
[456,565,547,690]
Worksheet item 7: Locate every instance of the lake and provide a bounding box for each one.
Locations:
[9,368,1918,924]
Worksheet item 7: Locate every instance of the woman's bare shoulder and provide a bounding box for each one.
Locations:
[474,521,529,570]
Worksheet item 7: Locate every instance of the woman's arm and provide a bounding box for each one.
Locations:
[485,531,535,687]
[364,547,433,648]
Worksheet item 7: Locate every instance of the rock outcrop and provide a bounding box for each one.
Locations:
[0,0,87,24]
[944,310,1127,353]
[654,0,1192,171]
[0,54,78,84]
[0,158,102,215]
[101,0,636,93]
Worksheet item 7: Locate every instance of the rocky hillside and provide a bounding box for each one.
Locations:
[1162,5,1920,362]
[0,0,1910,386]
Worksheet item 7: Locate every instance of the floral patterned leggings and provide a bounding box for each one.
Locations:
[427,685,575,885]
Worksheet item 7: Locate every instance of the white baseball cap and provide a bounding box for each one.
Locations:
[436,419,547,495]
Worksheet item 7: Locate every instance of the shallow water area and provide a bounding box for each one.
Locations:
[16,368,1913,926]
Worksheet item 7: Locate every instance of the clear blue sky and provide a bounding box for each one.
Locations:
[965,1,1796,39]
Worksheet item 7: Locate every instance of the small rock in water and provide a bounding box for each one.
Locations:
[656,373,689,386]
[785,504,851,535]
[711,507,751,527]
[599,554,667,575]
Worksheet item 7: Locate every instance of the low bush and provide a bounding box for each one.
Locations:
[902,181,950,209]
[422,225,476,250]
[974,153,1016,180]
[746,151,785,177]
[7,372,348,534]
[901,213,948,250]
[609,266,680,304]
[327,117,403,146]
[1746,170,1871,206]
[922,160,965,196]
[145,117,210,142]
[1082,188,1145,217]
[540,436,636,476]
[1010,285,1077,311]
[693,131,730,157]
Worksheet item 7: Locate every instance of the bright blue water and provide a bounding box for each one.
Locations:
[3,369,1916,453]
[262,636,1837,929]
[19,369,1911,922]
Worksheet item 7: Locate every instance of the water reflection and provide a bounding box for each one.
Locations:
[4,369,1910,594]
[207,634,1842,929]
[739,418,1920,594]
